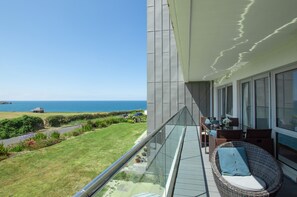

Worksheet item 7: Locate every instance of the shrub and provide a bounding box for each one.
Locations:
[9,143,25,152]
[0,115,44,139]
[44,110,140,127]
[0,143,9,156]
[33,133,47,141]
[127,119,135,124]
[44,138,60,147]
[95,120,108,128]
[25,139,36,148]
[45,115,66,127]
[72,131,81,136]
[50,131,60,139]
[81,121,94,132]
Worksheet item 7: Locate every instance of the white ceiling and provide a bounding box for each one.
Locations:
[167,0,297,82]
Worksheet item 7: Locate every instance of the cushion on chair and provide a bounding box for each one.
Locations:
[222,175,267,191]
[209,130,217,137]
[205,118,211,125]
[218,147,250,176]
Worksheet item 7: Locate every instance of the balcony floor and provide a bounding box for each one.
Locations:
[175,126,297,197]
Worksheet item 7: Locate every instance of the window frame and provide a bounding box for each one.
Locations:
[271,64,297,139]
[239,73,271,128]
[217,84,233,118]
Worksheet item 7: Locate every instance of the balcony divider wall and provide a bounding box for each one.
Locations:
[147,0,210,133]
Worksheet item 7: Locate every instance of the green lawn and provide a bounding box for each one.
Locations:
[0,123,146,197]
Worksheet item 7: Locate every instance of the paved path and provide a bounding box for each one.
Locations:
[0,125,81,147]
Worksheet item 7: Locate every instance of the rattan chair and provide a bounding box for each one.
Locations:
[210,141,283,197]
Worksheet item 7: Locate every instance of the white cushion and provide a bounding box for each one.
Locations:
[222,175,266,191]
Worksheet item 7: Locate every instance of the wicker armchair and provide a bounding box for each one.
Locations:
[210,141,283,197]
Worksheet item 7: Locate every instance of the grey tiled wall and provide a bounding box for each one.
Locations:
[147,0,211,133]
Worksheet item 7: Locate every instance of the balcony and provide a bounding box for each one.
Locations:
[74,107,297,197]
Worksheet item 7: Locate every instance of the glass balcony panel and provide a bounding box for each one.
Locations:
[92,109,186,197]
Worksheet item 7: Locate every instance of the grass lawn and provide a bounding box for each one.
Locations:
[0,123,146,197]
[0,112,99,120]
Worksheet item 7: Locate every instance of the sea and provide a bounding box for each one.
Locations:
[0,101,147,112]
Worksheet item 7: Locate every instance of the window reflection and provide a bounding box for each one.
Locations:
[276,69,297,132]
[277,133,297,170]
[255,77,269,129]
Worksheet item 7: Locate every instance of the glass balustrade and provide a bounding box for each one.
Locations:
[74,107,207,197]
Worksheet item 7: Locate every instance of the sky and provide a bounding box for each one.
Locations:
[0,0,147,101]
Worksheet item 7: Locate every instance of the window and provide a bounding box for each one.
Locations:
[277,133,297,170]
[227,86,233,115]
[255,77,269,129]
[218,85,232,118]
[276,69,297,132]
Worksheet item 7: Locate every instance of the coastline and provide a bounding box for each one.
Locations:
[0,101,12,104]
[0,100,147,113]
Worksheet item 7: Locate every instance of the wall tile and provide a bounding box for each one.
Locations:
[147,53,155,82]
[163,82,170,104]
[163,52,170,82]
[147,6,154,32]
[163,30,169,53]
[154,0,162,31]
[147,83,155,103]
[162,5,169,30]
[147,31,154,53]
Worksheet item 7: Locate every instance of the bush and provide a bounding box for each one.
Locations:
[44,110,141,127]
[50,131,60,139]
[25,139,36,149]
[44,115,66,127]
[0,116,44,139]
[95,120,108,128]
[44,138,61,147]
[81,121,94,132]
[0,144,9,156]
[72,131,81,136]
[127,119,135,124]
[9,143,25,152]
[33,133,47,141]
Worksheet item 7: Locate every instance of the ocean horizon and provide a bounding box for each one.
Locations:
[0,101,147,112]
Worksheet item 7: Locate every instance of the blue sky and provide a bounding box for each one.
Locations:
[0,0,146,101]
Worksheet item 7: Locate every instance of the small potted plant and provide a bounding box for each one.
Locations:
[222,117,232,128]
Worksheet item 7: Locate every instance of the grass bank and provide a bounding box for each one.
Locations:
[0,123,146,197]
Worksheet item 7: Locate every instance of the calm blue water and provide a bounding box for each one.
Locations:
[0,101,147,112]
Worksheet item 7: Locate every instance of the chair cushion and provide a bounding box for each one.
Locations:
[218,147,251,176]
[209,130,217,137]
[205,118,211,125]
[222,175,267,191]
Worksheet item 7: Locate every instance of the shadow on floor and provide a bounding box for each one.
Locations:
[276,176,297,197]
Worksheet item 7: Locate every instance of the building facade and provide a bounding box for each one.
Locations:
[147,0,211,133]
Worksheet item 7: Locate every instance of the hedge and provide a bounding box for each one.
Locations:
[0,115,44,139]
[44,110,141,127]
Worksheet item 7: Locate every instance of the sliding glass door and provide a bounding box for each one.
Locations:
[241,74,270,128]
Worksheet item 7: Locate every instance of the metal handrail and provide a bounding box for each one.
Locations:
[74,107,186,197]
